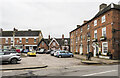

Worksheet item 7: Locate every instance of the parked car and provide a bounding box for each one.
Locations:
[36,49,46,54]
[50,50,57,56]
[46,50,52,54]
[27,51,36,57]
[0,52,21,64]
[21,49,29,53]
[55,50,74,58]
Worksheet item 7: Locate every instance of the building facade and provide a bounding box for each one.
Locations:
[38,34,70,51]
[0,29,43,51]
[70,3,120,59]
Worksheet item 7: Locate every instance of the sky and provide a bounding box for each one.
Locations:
[0,0,119,38]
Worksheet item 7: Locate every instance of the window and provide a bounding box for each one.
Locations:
[34,38,36,43]
[76,37,78,43]
[19,38,22,43]
[87,45,90,53]
[76,45,78,52]
[81,28,82,32]
[11,38,13,43]
[87,32,90,37]
[80,35,82,41]
[26,38,28,43]
[94,20,97,26]
[94,30,97,38]
[87,25,90,30]
[102,15,106,23]
[76,31,78,35]
[102,42,108,55]
[6,38,8,43]
[42,42,44,46]
[53,42,56,46]
[102,27,106,37]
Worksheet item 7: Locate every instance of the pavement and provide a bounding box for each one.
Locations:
[74,54,120,65]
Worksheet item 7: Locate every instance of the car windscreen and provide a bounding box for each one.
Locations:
[0,52,4,55]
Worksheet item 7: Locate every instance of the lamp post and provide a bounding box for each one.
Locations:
[13,28,18,47]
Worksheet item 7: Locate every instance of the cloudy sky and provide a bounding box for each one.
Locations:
[0,0,119,38]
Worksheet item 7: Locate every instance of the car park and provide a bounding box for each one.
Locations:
[55,50,74,58]
[0,52,21,64]
[27,51,36,57]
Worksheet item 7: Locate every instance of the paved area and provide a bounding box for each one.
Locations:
[0,54,119,77]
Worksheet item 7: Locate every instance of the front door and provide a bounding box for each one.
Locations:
[94,46,98,57]
[80,45,83,54]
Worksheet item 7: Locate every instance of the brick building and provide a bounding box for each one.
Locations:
[0,29,43,51]
[38,34,70,51]
[70,3,120,59]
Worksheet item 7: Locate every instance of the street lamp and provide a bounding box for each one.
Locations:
[13,28,18,47]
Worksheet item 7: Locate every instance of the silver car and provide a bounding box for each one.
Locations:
[0,52,21,64]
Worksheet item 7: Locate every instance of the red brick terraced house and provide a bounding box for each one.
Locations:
[70,3,120,59]
[0,29,43,51]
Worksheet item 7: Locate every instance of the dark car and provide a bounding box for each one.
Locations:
[46,50,52,54]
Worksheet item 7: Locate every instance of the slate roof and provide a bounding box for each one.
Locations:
[38,38,70,47]
[70,3,120,33]
[1,30,41,37]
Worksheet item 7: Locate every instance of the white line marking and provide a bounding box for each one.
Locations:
[3,70,12,73]
[82,70,117,76]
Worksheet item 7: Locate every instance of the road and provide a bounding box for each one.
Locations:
[1,54,119,77]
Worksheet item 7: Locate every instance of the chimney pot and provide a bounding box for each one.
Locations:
[77,25,80,28]
[62,34,64,39]
[48,35,50,40]
[84,20,88,24]
[99,3,107,11]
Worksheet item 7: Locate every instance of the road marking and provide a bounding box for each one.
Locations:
[82,70,117,76]
[3,70,12,72]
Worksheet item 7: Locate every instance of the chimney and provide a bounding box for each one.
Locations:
[48,35,50,40]
[28,29,31,31]
[77,25,80,28]
[84,20,88,24]
[62,34,64,39]
[99,3,107,11]
[118,1,120,5]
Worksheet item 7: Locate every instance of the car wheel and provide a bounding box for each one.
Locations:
[71,55,74,57]
[58,55,62,58]
[10,59,17,64]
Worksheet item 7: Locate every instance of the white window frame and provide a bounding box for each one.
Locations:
[6,38,8,43]
[102,15,106,23]
[19,38,22,43]
[34,38,37,43]
[87,25,90,30]
[94,20,97,26]
[102,27,106,37]
[94,30,97,38]
[26,38,28,43]
[102,42,108,55]
[11,38,13,43]
[81,28,82,32]
[76,45,78,52]
[80,35,82,42]
[53,42,56,46]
